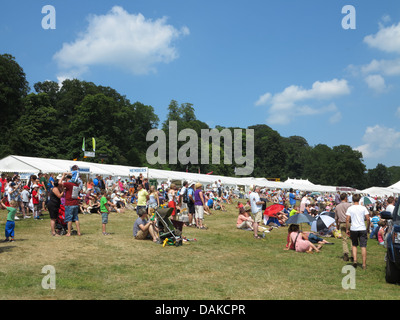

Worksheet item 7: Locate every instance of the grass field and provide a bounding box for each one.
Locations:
[0,202,399,300]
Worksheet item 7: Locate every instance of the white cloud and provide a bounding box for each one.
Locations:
[355,125,400,158]
[255,92,271,106]
[348,21,400,95]
[255,79,350,125]
[360,58,400,76]
[364,21,400,54]
[53,6,189,78]
[364,74,387,93]
[381,15,391,24]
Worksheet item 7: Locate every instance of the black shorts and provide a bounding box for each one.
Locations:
[187,202,195,214]
[47,202,60,220]
[350,230,368,247]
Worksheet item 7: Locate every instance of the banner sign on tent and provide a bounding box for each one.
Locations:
[70,166,90,173]
[19,173,35,180]
[129,168,148,176]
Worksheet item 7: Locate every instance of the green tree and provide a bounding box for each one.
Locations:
[10,93,58,158]
[281,135,310,180]
[366,163,392,187]
[0,54,30,157]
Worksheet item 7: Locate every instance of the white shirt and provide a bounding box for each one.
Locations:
[346,205,369,231]
[386,204,395,214]
[249,191,262,213]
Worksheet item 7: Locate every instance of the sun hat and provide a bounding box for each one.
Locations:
[195,182,202,189]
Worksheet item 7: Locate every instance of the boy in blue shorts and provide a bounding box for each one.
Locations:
[1,199,17,242]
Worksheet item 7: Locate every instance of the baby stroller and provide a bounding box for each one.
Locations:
[55,204,73,235]
[154,207,183,246]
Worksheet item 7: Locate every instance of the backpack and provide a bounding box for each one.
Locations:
[71,184,80,199]
[183,188,189,204]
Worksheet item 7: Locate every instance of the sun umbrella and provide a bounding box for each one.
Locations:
[264,204,284,217]
[286,212,314,225]
[311,215,335,232]
[361,196,375,205]
[320,211,335,219]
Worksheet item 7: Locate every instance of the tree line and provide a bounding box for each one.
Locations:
[0,53,397,190]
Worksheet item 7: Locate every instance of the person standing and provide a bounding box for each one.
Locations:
[346,193,370,270]
[0,174,7,199]
[249,186,265,239]
[289,188,296,209]
[335,193,352,262]
[1,200,17,242]
[47,180,64,236]
[100,191,114,235]
[194,183,208,229]
[136,183,148,214]
[167,184,177,220]
[385,196,395,214]
[186,181,196,227]
[60,172,81,237]
[179,181,188,216]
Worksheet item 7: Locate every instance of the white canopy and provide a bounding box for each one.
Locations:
[0,155,144,177]
[360,186,400,197]
[0,155,358,192]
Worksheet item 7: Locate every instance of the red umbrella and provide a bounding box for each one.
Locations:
[263,204,284,217]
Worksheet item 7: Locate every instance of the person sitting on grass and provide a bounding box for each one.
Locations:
[133,208,159,242]
[213,198,226,211]
[377,220,387,246]
[285,224,322,253]
[289,206,299,217]
[302,231,334,245]
[236,206,255,231]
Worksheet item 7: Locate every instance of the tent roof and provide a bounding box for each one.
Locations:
[0,155,357,192]
[360,186,400,197]
[0,155,144,176]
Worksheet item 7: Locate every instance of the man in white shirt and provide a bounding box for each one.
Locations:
[249,186,265,239]
[346,193,370,270]
[385,196,395,214]
[300,193,310,213]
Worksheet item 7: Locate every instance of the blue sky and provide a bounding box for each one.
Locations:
[2,0,400,170]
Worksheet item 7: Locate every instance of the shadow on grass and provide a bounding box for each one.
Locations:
[0,245,16,253]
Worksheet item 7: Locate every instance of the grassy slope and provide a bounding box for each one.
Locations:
[0,203,399,300]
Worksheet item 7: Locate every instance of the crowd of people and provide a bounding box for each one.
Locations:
[0,170,237,240]
[0,170,396,269]
[235,186,395,269]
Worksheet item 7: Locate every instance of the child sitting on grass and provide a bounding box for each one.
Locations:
[1,199,17,242]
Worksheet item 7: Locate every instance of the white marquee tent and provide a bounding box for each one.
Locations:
[0,155,386,194]
[360,186,400,197]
